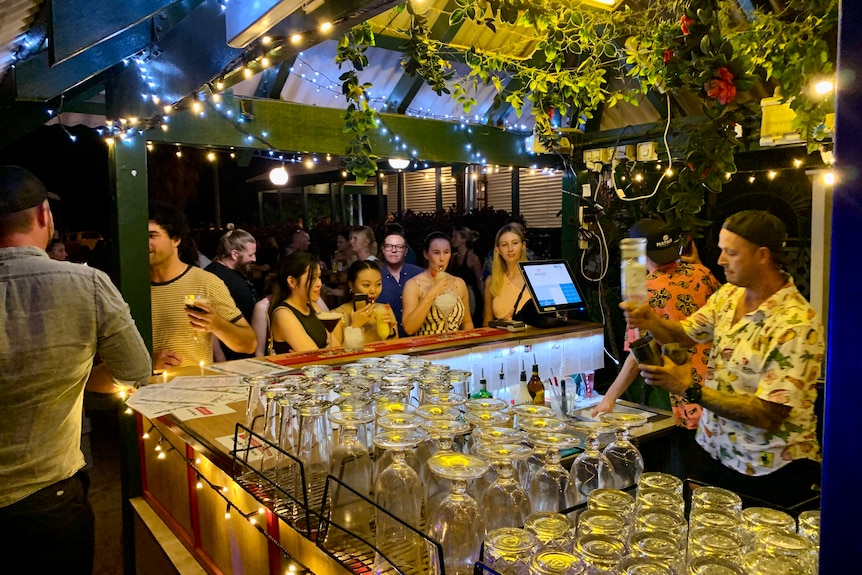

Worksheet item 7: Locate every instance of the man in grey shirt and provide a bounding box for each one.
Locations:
[0,166,152,573]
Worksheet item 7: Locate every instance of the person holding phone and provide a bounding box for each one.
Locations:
[332,260,398,344]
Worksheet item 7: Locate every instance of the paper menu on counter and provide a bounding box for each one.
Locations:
[126,378,241,419]
[205,358,291,377]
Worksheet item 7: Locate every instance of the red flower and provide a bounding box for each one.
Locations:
[706,67,737,105]
[680,15,695,35]
[663,49,674,64]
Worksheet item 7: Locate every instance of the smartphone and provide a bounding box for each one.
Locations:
[352,293,368,311]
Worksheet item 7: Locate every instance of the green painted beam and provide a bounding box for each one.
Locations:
[145,96,542,166]
[107,137,150,575]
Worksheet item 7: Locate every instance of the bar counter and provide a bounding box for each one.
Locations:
[130,323,674,574]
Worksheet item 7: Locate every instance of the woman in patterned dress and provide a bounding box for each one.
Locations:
[401,232,474,335]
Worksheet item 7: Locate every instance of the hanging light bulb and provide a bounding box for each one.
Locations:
[270,165,289,186]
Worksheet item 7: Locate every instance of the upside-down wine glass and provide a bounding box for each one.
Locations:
[527,431,582,513]
[372,429,428,575]
[477,443,534,535]
[426,452,491,575]
[567,420,616,502]
[599,412,648,490]
[324,408,376,545]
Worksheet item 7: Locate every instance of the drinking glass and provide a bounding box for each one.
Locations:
[634,507,688,541]
[239,375,277,467]
[511,404,556,430]
[573,533,625,574]
[420,418,472,521]
[638,472,683,497]
[599,412,647,490]
[753,529,818,574]
[524,511,576,552]
[741,507,797,549]
[619,557,672,575]
[687,527,743,564]
[425,452,490,575]
[690,486,742,517]
[529,550,587,574]
[741,550,807,575]
[183,294,210,342]
[628,530,685,575]
[587,488,636,524]
[567,421,616,502]
[797,510,820,548]
[577,509,629,541]
[484,527,538,575]
[686,557,744,575]
[373,412,422,484]
[635,488,685,517]
[293,397,333,517]
[527,431,581,513]
[317,311,343,347]
[372,429,428,574]
[477,443,533,534]
[373,304,392,340]
[326,408,375,542]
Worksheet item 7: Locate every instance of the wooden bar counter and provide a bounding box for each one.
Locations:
[129,323,670,574]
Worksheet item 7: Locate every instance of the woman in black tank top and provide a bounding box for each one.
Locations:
[268,252,328,353]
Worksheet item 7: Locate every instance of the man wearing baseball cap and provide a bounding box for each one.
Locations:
[625,210,824,506]
[0,166,152,572]
[594,219,720,476]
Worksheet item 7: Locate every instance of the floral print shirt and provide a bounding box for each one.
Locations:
[626,262,720,429]
[681,277,824,476]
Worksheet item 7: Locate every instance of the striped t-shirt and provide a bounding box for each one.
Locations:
[151,265,243,367]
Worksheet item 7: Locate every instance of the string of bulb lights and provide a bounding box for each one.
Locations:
[135,416,312,575]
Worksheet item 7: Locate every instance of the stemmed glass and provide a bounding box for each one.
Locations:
[326,408,376,543]
[372,429,428,574]
[316,311,343,348]
[526,431,582,513]
[419,418,472,521]
[567,420,616,502]
[425,452,490,575]
[599,412,647,490]
[239,375,277,467]
[476,443,533,534]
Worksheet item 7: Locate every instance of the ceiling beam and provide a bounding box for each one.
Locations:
[47,0,182,65]
[144,95,544,167]
[384,0,465,114]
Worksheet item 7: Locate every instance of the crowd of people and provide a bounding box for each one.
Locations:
[0,164,825,572]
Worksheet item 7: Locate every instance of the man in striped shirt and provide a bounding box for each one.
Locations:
[149,202,256,370]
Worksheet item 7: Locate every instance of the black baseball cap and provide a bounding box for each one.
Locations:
[629,219,680,265]
[0,165,61,215]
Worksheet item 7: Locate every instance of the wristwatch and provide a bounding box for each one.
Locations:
[684,384,703,404]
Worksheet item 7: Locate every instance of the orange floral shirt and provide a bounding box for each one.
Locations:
[626,262,720,428]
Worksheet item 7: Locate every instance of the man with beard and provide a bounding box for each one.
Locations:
[205,229,259,360]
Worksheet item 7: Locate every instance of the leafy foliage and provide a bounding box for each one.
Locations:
[336,22,380,184]
[337,0,837,232]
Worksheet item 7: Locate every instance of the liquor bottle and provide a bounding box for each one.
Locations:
[470,369,493,399]
[513,360,533,405]
[527,354,546,405]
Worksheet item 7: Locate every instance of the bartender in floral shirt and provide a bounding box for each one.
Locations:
[624,210,824,507]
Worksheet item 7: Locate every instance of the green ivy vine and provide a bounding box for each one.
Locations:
[336,22,379,184]
[337,0,837,231]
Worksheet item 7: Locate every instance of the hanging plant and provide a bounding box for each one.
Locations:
[336,22,379,185]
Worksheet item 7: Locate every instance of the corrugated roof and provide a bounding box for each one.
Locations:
[0,0,43,83]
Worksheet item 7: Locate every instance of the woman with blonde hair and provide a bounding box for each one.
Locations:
[349,225,379,262]
[483,223,532,325]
